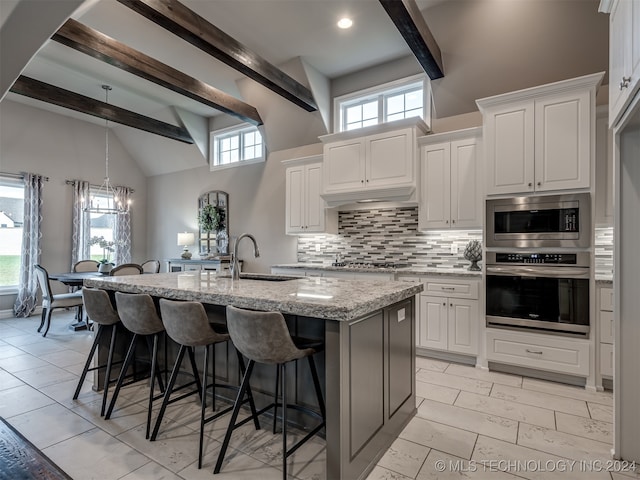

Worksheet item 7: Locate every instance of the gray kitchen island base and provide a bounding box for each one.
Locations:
[85,273,420,480]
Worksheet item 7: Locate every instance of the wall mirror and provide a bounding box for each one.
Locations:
[197,191,229,257]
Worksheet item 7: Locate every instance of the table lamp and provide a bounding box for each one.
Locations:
[177,232,195,259]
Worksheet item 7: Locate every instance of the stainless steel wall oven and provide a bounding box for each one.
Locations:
[486,252,590,335]
[486,193,591,249]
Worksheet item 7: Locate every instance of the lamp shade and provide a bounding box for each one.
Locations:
[177,232,195,247]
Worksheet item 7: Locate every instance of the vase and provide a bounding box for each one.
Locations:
[98,263,113,274]
[463,240,482,271]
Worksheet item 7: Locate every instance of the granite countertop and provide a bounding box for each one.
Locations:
[595,274,613,285]
[272,263,482,278]
[85,272,423,322]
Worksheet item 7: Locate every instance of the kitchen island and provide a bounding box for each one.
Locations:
[85,271,423,480]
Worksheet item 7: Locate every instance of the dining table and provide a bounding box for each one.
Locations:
[48,271,107,330]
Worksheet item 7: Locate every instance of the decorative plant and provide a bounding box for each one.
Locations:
[89,235,116,264]
[198,204,225,233]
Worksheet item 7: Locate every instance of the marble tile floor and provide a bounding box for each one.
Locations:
[0,311,635,480]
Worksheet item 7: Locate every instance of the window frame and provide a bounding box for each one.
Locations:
[210,124,265,171]
[0,175,24,293]
[333,73,431,133]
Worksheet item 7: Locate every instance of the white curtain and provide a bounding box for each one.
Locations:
[113,186,132,265]
[71,180,91,268]
[13,173,45,317]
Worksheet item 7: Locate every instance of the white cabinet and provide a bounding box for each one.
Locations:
[418,277,480,356]
[477,73,604,195]
[606,0,640,127]
[418,128,482,229]
[283,155,337,235]
[595,108,614,225]
[598,285,614,378]
[319,118,429,207]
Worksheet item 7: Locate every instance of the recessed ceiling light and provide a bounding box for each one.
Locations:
[337,17,353,29]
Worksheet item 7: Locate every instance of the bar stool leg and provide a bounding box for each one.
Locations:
[199,344,209,469]
[281,362,288,480]
[308,356,326,422]
[146,333,161,439]
[236,352,261,430]
[150,345,187,441]
[74,324,103,400]
[186,346,203,400]
[105,333,138,420]
[273,365,279,434]
[101,324,118,416]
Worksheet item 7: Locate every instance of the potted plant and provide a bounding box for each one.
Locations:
[198,204,225,233]
[89,236,116,273]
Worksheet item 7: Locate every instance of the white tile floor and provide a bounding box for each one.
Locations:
[0,310,636,480]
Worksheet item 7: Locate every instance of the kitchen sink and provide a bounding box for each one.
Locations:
[218,273,299,282]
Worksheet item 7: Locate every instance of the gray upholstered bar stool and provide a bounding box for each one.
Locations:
[152,299,260,468]
[73,287,121,416]
[104,292,166,439]
[215,305,326,479]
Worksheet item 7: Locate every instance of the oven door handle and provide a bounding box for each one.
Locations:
[486,265,590,278]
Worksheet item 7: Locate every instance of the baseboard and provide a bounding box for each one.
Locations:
[0,306,42,320]
[488,361,586,387]
[416,347,476,366]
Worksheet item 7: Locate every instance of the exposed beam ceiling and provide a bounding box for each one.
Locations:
[52,18,262,126]
[116,0,318,112]
[10,76,194,144]
[379,0,444,80]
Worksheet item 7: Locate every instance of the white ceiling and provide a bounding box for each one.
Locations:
[2,0,609,175]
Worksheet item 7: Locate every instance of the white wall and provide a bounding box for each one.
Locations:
[0,99,147,306]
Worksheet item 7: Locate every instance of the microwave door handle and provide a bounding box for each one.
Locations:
[486,266,590,278]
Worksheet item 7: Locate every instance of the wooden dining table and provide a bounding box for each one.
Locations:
[48,271,107,330]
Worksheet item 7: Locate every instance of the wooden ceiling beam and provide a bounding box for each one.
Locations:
[53,19,263,126]
[117,0,318,112]
[10,76,194,144]
[379,0,444,80]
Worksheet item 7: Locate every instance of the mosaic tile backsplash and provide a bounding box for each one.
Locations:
[297,206,483,269]
[595,226,614,276]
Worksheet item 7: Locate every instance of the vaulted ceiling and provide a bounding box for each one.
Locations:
[1,0,609,176]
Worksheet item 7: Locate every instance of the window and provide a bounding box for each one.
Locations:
[334,74,431,132]
[0,176,24,288]
[87,189,116,262]
[210,125,265,170]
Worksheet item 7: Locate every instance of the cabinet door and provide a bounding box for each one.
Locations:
[419,142,451,229]
[595,112,614,225]
[485,101,535,195]
[323,139,365,193]
[304,163,325,232]
[447,298,478,355]
[285,165,305,234]
[366,128,414,188]
[419,296,448,350]
[450,138,482,228]
[609,0,633,126]
[534,90,591,191]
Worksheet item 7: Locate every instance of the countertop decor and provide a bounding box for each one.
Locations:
[463,240,482,271]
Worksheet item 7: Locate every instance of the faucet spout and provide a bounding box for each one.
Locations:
[231,233,260,280]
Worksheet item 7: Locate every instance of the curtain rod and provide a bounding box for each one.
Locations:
[65,179,135,193]
[1,171,50,181]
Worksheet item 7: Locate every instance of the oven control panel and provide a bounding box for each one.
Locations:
[494,253,577,265]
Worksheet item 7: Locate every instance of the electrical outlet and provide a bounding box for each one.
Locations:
[450,244,458,255]
[315,244,321,252]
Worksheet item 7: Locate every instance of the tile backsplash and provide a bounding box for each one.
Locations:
[297,206,483,269]
[595,226,614,276]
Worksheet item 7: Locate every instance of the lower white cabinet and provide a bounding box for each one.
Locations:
[417,277,480,356]
[486,328,590,377]
[598,285,614,378]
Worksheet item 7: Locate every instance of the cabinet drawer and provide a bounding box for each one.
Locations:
[486,329,590,376]
[423,279,479,299]
[600,287,614,311]
[600,310,614,344]
[600,343,613,377]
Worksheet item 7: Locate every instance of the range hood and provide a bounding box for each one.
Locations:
[321,185,417,208]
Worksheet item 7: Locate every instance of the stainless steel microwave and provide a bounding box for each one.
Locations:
[486,193,591,249]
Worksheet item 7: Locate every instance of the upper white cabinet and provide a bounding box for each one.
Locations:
[418,128,483,230]
[283,155,337,235]
[605,0,640,127]
[477,72,604,196]
[595,107,614,225]
[319,118,429,207]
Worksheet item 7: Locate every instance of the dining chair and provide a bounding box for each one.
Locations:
[72,260,100,272]
[34,264,85,337]
[141,260,161,274]
[109,263,143,276]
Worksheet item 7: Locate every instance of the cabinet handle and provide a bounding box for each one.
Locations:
[361,179,364,184]
[526,349,543,355]
[452,219,456,224]
[450,303,453,307]
[537,181,541,187]
[620,76,631,90]
[445,220,449,224]
[442,287,455,291]
[528,182,533,187]
[366,179,369,183]
[442,302,446,306]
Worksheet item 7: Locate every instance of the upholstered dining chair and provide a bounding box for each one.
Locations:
[109,263,143,276]
[140,260,161,274]
[72,260,100,272]
[34,264,84,337]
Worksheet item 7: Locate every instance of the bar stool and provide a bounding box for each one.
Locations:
[152,299,261,469]
[104,292,166,439]
[215,305,326,479]
[73,288,121,416]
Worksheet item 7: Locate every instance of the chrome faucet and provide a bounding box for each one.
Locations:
[230,233,260,280]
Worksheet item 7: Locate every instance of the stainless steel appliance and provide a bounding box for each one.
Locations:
[486,251,590,335]
[486,193,591,248]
